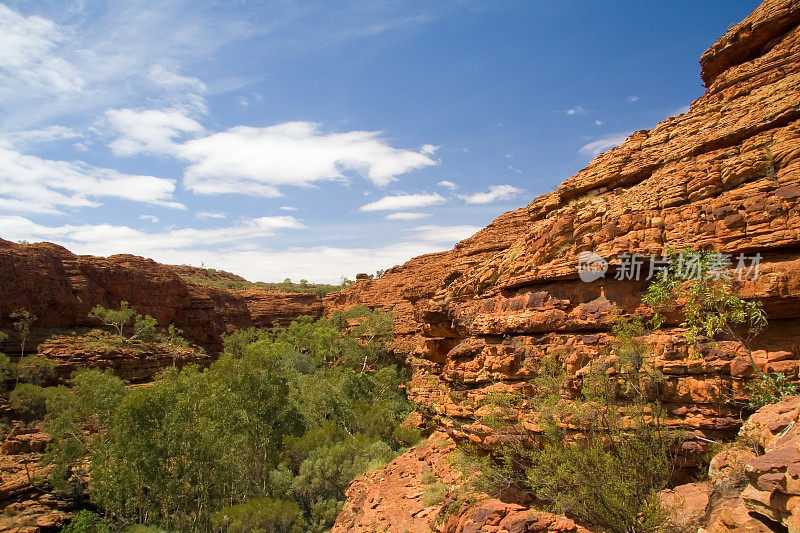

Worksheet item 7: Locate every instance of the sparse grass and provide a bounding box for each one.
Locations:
[181,274,347,297]
[421,482,448,507]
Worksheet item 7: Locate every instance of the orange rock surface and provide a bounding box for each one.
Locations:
[326,0,800,448]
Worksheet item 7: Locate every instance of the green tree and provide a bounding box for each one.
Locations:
[89,302,136,338]
[88,302,158,344]
[44,310,407,532]
[642,248,791,407]
[11,309,37,357]
[0,330,12,393]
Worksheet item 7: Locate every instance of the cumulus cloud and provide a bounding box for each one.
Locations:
[566,105,586,115]
[105,108,204,156]
[178,122,437,196]
[0,144,184,214]
[359,193,445,212]
[460,185,522,204]
[437,180,458,190]
[139,214,159,223]
[384,212,430,221]
[578,132,631,157]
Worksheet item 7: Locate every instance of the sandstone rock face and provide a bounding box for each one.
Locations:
[664,396,800,533]
[0,239,323,354]
[0,425,69,533]
[326,0,800,449]
[36,335,210,384]
[739,396,800,531]
[333,431,589,533]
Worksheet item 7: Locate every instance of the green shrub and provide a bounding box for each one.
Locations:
[456,318,675,533]
[10,383,49,421]
[211,497,305,533]
[15,354,56,385]
[393,424,423,447]
[0,352,13,393]
[747,371,799,409]
[59,510,111,533]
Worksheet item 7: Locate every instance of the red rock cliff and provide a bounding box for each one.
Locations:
[326,0,800,447]
[0,239,323,354]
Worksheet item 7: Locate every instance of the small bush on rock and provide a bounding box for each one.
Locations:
[10,383,49,421]
[15,354,56,386]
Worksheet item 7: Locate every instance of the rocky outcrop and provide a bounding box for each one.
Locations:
[36,334,210,384]
[333,431,590,533]
[659,396,800,533]
[326,0,800,450]
[0,426,69,533]
[739,396,800,530]
[0,239,323,354]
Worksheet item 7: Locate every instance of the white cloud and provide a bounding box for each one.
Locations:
[566,105,586,116]
[105,108,204,156]
[460,185,522,204]
[139,214,159,223]
[508,165,522,174]
[178,122,437,196]
[438,180,458,190]
[385,212,430,221]
[420,144,438,155]
[627,96,640,103]
[0,144,184,214]
[7,125,82,146]
[1,216,475,283]
[148,65,206,93]
[0,4,84,100]
[594,120,604,126]
[196,211,226,219]
[1,215,303,254]
[279,206,298,211]
[578,132,631,157]
[412,224,480,243]
[359,193,445,212]
[668,105,690,118]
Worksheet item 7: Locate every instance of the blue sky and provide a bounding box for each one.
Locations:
[0,0,759,282]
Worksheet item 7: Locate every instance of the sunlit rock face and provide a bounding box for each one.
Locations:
[326,0,800,447]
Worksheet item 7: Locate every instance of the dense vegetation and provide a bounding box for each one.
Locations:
[37,305,415,532]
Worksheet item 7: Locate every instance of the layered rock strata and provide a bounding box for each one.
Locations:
[0,239,323,355]
[326,0,800,449]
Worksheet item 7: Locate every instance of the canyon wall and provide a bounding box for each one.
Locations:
[0,239,323,355]
[326,0,800,447]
